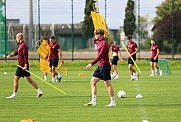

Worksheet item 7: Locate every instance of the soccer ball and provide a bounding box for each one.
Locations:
[117,90,126,98]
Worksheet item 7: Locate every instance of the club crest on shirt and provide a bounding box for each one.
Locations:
[97,45,100,50]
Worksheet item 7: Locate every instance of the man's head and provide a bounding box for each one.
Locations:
[151,40,155,45]
[43,37,48,43]
[127,35,132,42]
[94,29,104,40]
[16,33,23,43]
[50,36,56,43]
[109,41,114,47]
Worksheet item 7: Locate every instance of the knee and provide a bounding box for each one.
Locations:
[105,82,112,88]
[26,77,32,82]
[13,76,19,82]
[90,80,96,87]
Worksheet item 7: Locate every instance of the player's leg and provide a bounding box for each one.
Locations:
[104,80,116,106]
[128,58,139,80]
[154,61,162,76]
[101,65,116,106]
[44,72,48,81]
[50,59,62,83]
[128,64,134,80]
[84,77,100,106]
[111,56,118,79]
[6,75,20,98]
[51,66,57,83]
[113,65,119,79]
[150,59,154,76]
[53,59,62,82]
[84,67,101,106]
[90,77,100,103]
[26,76,43,97]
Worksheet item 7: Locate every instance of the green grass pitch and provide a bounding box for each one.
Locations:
[0,60,181,122]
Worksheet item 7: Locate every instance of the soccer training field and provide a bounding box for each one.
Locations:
[0,60,181,122]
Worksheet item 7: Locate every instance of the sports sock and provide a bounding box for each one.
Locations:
[44,76,47,80]
[131,75,134,79]
[110,97,115,104]
[91,95,96,103]
[52,77,55,82]
[12,92,16,96]
[155,68,158,75]
[36,88,41,93]
[151,70,154,75]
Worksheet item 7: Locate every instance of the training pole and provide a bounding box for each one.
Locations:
[121,41,141,73]
[17,65,68,96]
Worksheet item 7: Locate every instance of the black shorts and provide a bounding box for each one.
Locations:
[128,57,136,65]
[111,56,119,65]
[50,59,58,67]
[15,67,30,78]
[93,65,111,81]
[151,58,158,62]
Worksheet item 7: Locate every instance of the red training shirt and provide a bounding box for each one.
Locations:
[151,44,159,58]
[14,40,29,67]
[49,42,60,59]
[127,42,137,58]
[112,45,120,54]
[91,39,110,66]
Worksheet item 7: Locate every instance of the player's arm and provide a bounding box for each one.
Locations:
[91,43,107,65]
[58,48,63,63]
[118,51,124,62]
[7,53,16,58]
[7,50,18,58]
[131,47,138,56]
[155,48,159,59]
[23,47,28,70]
[86,42,107,69]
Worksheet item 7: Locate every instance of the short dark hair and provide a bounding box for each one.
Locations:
[50,36,55,40]
[127,35,132,39]
[109,41,114,44]
[95,29,104,35]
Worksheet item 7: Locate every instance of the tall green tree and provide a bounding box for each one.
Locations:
[124,0,136,37]
[81,0,96,38]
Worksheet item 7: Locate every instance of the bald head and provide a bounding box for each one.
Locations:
[16,33,23,43]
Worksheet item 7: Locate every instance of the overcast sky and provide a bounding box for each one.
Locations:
[6,0,165,29]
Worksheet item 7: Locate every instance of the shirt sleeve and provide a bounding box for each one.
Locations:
[94,39,98,44]
[56,44,60,49]
[134,43,138,48]
[14,50,18,56]
[91,42,108,66]
[23,46,28,64]
[117,46,120,51]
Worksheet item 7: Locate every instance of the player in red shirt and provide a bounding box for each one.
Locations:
[150,40,162,76]
[47,36,63,83]
[127,36,139,80]
[6,33,43,99]
[109,41,124,79]
[84,29,116,107]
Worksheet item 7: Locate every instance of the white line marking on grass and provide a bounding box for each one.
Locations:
[134,82,149,121]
